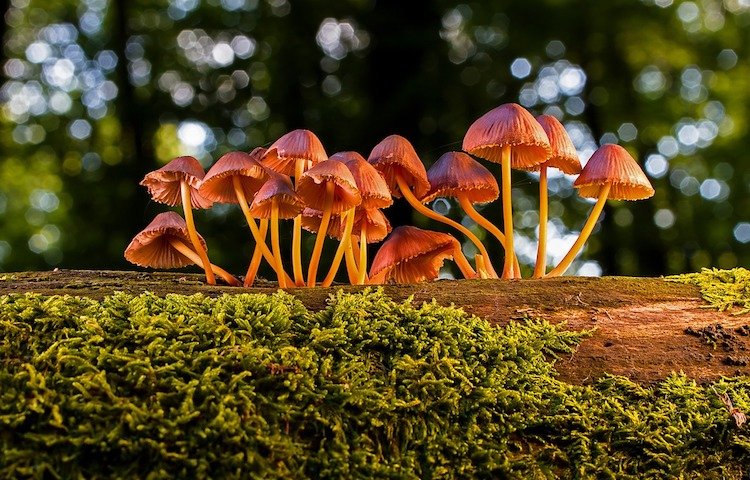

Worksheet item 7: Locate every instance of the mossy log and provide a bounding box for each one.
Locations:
[2,269,748,384]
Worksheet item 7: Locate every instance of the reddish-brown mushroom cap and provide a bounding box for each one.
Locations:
[303,207,391,242]
[297,159,362,214]
[199,149,269,203]
[261,129,328,176]
[339,155,393,209]
[124,212,207,269]
[574,144,655,200]
[367,135,431,199]
[528,115,582,174]
[140,156,213,208]
[422,151,500,204]
[462,103,551,169]
[249,173,305,218]
[369,226,459,284]
[330,151,367,165]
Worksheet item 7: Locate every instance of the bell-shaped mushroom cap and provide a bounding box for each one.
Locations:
[140,156,213,209]
[340,156,392,209]
[367,134,431,199]
[330,151,367,165]
[422,151,499,204]
[301,207,345,238]
[369,226,459,284]
[302,207,391,242]
[529,115,582,175]
[261,129,328,176]
[199,149,269,204]
[248,173,305,219]
[574,144,655,200]
[124,212,207,269]
[462,103,551,169]
[297,159,362,214]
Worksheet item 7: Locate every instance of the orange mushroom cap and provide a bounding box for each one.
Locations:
[248,173,305,219]
[124,212,207,269]
[422,151,499,204]
[527,115,582,175]
[330,151,367,165]
[297,159,362,214]
[140,156,213,209]
[337,155,392,210]
[303,207,391,242]
[199,149,269,204]
[261,129,328,176]
[367,134,431,199]
[369,225,459,284]
[462,103,551,169]
[574,144,655,200]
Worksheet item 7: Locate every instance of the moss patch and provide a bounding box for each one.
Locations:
[0,289,748,478]
[668,267,750,315]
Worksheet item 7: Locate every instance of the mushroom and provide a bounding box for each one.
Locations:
[367,134,488,278]
[297,159,361,286]
[248,173,304,287]
[546,143,654,277]
[140,156,216,284]
[529,115,582,278]
[463,103,552,278]
[369,226,474,284]
[262,129,328,286]
[198,148,272,287]
[124,212,240,286]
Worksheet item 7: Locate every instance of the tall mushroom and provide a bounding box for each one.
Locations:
[261,129,328,286]
[369,226,474,284]
[297,159,361,286]
[546,143,654,277]
[198,148,272,286]
[530,115,582,278]
[367,134,489,278]
[140,156,216,284]
[124,212,240,286]
[463,103,552,279]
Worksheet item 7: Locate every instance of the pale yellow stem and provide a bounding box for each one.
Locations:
[357,221,368,285]
[475,254,489,279]
[457,196,520,278]
[500,145,515,279]
[244,219,268,287]
[270,202,287,288]
[546,183,611,277]
[533,166,549,278]
[168,238,240,286]
[291,159,306,286]
[344,237,359,284]
[180,182,216,285]
[307,182,335,286]
[322,208,355,287]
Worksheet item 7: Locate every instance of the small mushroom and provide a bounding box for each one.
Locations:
[546,143,654,277]
[369,226,474,284]
[124,212,240,286]
[140,156,216,284]
[463,103,552,278]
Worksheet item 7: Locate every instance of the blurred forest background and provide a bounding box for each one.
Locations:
[1,0,749,277]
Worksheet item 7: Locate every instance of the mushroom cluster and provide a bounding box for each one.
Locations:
[125,103,654,286]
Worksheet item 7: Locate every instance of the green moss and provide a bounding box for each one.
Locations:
[667,268,750,314]
[0,289,748,479]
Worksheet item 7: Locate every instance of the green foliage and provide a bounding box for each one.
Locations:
[667,267,750,314]
[0,289,748,478]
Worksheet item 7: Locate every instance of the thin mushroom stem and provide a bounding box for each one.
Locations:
[475,254,489,279]
[232,177,293,285]
[500,145,515,279]
[180,181,216,285]
[322,208,355,287]
[168,238,241,286]
[395,175,480,279]
[452,245,476,279]
[344,236,359,284]
[357,221,368,285]
[291,159,306,286]
[546,182,611,277]
[244,218,268,287]
[307,182,336,286]
[533,166,549,278]
[457,196,520,278]
[270,201,287,288]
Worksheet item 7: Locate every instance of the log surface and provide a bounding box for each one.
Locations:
[2,269,748,384]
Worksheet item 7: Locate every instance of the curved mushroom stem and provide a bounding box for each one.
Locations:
[344,236,359,284]
[546,182,611,277]
[243,219,268,287]
[291,159,306,286]
[457,196,521,278]
[232,177,293,285]
[499,145,516,280]
[270,201,288,288]
[395,175,481,279]
[168,238,241,286]
[307,182,336,287]
[322,208,355,287]
[357,221,368,285]
[452,245,476,280]
[180,181,216,285]
[533,166,549,279]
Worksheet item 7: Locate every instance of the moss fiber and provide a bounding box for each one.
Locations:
[667,267,750,315]
[0,288,748,479]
